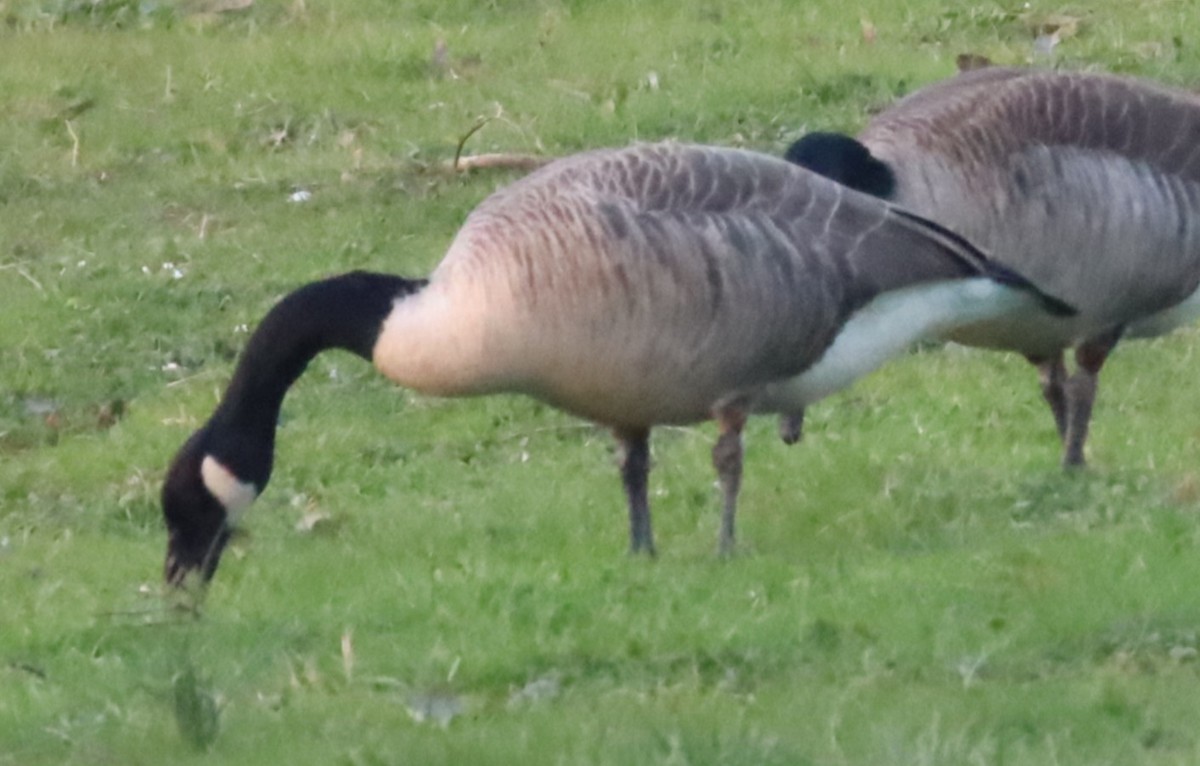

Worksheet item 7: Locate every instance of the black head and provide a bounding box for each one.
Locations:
[162,428,235,587]
[783,132,896,199]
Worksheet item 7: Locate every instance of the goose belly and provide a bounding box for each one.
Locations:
[489,296,806,428]
[518,350,746,427]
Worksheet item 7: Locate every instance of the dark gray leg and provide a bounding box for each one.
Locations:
[712,407,748,556]
[615,427,655,555]
[1027,353,1069,444]
[1062,329,1122,469]
[778,410,805,445]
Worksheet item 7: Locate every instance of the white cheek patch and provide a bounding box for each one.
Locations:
[200,455,259,525]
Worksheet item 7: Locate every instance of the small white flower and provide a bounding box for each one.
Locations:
[288,189,313,203]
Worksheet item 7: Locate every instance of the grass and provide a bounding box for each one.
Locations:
[4,0,1200,763]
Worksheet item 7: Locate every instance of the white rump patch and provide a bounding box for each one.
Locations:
[201,455,258,524]
[761,278,1042,410]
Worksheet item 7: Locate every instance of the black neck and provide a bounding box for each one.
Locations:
[203,271,426,486]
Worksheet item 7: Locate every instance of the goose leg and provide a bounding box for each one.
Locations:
[615,427,655,555]
[779,410,805,445]
[1062,329,1122,469]
[713,406,748,556]
[1027,353,1069,444]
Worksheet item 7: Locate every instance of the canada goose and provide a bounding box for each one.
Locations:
[785,67,1200,467]
[161,141,1071,585]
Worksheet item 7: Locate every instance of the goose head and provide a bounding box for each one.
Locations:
[162,426,259,586]
[158,271,425,586]
[784,132,896,199]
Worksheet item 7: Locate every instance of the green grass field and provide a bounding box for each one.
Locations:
[5,1,1200,763]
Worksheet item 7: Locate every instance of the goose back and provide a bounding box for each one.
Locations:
[374,143,997,428]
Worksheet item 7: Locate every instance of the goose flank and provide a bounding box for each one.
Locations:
[161,141,1072,585]
[785,67,1200,467]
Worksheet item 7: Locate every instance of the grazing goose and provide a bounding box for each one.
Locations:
[785,67,1200,467]
[161,141,1072,585]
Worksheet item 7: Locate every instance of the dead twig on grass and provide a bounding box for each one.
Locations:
[448,106,550,174]
[451,115,493,172]
[449,152,550,173]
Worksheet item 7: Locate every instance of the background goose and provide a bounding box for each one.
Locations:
[785,67,1200,467]
[161,141,1071,585]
